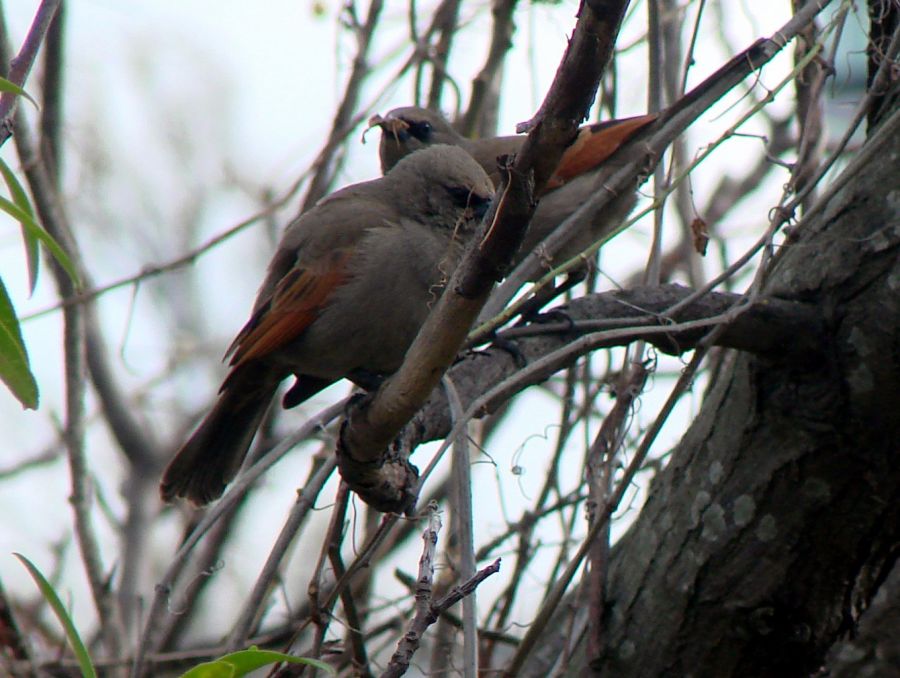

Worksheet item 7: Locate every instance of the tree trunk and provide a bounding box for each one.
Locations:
[528,93,900,677]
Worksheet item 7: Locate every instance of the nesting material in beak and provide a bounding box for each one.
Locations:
[365,113,409,144]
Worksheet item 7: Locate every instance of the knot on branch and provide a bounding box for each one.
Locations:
[336,422,419,514]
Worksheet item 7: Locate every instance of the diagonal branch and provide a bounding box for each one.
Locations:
[484,0,839,318]
[337,0,633,513]
[0,0,60,146]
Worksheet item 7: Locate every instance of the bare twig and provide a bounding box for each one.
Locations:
[22,171,309,322]
[401,286,825,484]
[38,0,64,176]
[154,499,246,650]
[791,0,831,212]
[383,510,501,678]
[646,0,666,286]
[481,373,586,665]
[502,344,710,676]
[133,400,345,675]
[302,0,385,209]
[425,0,462,110]
[479,0,839,325]
[225,452,338,649]
[460,0,518,138]
[444,376,478,678]
[332,541,373,678]
[0,577,33,670]
[586,363,648,664]
[3,8,164,485]
[0,0,60,146]
[0,444,63,479]
[308,482,351,661]
[10,99,126,662]
[381,504,443,678]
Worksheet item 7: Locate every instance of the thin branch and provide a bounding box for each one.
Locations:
[444,376,478,678]
[2,7,166,481]
[0,577,33,670]
[308,482,351,662]
[381,504,443,678]
[153,499,246,651]
[333,545,374,678]
[22,174,308,322]
[407,285,825,466]
[132,401,345,675]
[502,344,711,676]
[425,0,462,110]
[225,452,338,649]
[645,0,666,287]
[0,0,60,146]
[480,0,839,325]
[38,0,64,177]
[791,0,831,213]
[11,102,126,659]
[586,363,648,664]
[302,0,384,209]
[460,0,518,138]
[0,443,63,479]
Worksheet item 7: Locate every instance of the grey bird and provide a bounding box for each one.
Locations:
[160,145,494,505]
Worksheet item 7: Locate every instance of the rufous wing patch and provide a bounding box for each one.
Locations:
[226,248,352,368]
[545,113,658,192]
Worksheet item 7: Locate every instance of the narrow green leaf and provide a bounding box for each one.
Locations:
[0,278,37,409]
[14,554,96,678]
[179,646,336,678]
[0,76,38,108]
[0,158,39,293]
[0,195,80,288]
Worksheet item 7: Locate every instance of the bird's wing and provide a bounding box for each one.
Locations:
[545,113,658,192]
[225,246,353,368]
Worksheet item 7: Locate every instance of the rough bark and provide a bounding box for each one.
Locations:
[822,558,900,676]
[396,286,825,453]
[531,95,900,677]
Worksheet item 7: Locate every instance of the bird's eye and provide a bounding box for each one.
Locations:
[448,187,491,219]
[448,186,474,208]
[407,120,433,141]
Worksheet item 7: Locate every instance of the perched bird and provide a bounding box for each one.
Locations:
[369,106,656,271]
[161,145,494,505]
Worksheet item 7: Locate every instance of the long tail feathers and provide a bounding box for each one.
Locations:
[160,368,279,506]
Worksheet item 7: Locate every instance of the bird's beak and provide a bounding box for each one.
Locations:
[365,113,410,143]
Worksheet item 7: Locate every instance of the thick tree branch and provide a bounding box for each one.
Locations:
[397,285,823,454]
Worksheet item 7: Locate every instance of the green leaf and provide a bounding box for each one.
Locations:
[0,195,80,288]
[14,554,96,678]
[0,158,39,293]
[0,278,38,409]
[0,75,38,108]
[179,646,336,678]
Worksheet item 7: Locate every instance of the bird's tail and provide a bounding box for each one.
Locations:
[160,366,279,506]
